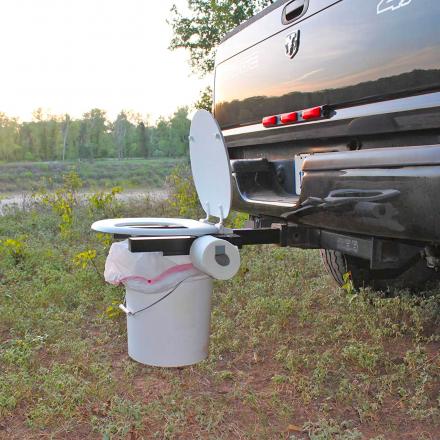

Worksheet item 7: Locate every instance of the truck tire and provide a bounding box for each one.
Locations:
[320,249,439,293]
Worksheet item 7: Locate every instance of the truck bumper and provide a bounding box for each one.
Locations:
[230,144,440,244]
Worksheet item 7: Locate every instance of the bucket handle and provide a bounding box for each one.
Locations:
[118,274,199,317]
[118,303,134,316]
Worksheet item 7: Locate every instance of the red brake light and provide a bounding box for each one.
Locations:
[302,106,322,120]
[262,115,277,127]
[280,112,298,124]
[263,106,327,128]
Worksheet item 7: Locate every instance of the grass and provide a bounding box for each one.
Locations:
[0,158,183,193]
[0,181,439,439]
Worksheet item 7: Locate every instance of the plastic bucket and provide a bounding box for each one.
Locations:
[124,273,213,367]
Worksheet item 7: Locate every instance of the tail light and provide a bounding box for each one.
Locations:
[302,106,322,120]
[262,115,278,127]
[262,105,328,128]
[280,112,298,124]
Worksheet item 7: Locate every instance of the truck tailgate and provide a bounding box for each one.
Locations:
[214,0,440,129]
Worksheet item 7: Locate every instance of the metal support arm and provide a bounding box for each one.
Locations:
[126,225,423,271]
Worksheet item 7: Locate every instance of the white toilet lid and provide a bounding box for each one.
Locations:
[190,110,232,220]
[91,217,220,236]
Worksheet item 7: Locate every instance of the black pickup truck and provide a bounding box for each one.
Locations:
[214,0,440,290]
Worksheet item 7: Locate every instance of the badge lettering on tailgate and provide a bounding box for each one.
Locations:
[377,0,412,15]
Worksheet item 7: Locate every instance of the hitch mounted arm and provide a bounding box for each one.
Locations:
[126,225,422,271]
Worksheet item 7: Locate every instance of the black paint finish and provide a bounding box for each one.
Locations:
[214,0,440,129]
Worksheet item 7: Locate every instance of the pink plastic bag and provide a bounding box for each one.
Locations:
[104,240,202,293]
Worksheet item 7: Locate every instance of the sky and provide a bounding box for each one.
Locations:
[0,0,209,122]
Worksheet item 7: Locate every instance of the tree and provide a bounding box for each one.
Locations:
[123,111,149,158]
[78,119,89,160]
[152,117,171,157]
[65,119,81,160]
[113,111,128,160]
[137,121,151,158]
[31,108,49,160]
[82,109,111,159]
[0,113,21,161]
[169,107,191,156]
[18,123,35,160]
[169,0,273,75]
[61,114,70,161]
[195,86,213,112]
[15,111,62,161]
[47,115,61,160]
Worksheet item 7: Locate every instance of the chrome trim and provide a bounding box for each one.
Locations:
[304,144,440,171]
[238,194,296,208]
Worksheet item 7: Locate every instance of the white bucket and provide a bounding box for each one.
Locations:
[124,273,213,367]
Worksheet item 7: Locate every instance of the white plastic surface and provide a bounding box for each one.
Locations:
[91,217,220,236]
[190,235,240,280]
[125,274,213,367]
[190,110,232,220]
[294,153,311,195]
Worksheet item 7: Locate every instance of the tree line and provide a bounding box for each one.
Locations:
[0,107,190,162]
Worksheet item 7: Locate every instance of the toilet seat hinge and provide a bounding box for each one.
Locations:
[215,205,226,233]
[201,202,211,223]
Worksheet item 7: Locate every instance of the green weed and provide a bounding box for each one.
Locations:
[87,186,122,217]
[0,237,26,264]
[35,171,82,236]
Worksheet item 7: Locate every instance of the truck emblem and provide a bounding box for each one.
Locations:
[377,0,412,15]
[284,30,300,59]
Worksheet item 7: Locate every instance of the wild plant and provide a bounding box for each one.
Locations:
[87,186,122,217]
[36,171,83,237]
[0,237,26,264]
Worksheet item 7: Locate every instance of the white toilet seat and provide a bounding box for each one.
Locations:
[91,218,220,236]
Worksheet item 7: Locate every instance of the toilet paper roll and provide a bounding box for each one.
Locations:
[190,235,240,280]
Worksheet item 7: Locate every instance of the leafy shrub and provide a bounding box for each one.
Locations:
[167,163,203,219]
[0,238,26,264]
[36,171,83,236]
[73,249,97,269]
[87,187,122,217]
